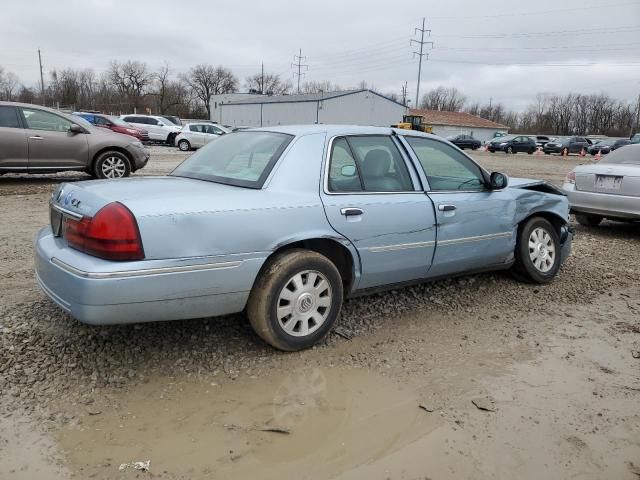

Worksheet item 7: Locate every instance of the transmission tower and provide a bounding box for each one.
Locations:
[411,18,434,108]
[292,48,308,94]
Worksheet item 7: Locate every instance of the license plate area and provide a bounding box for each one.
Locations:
[50,206,63,237]
[595,175,622,190]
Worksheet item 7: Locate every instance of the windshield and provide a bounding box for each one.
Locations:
[171,131,294,188]
[495,136,515,142]
[109,116,133,127]
[446,135,460,140]
[163,116,181,126]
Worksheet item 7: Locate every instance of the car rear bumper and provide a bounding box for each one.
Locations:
[34,227,264,325]
[562,183,640,219]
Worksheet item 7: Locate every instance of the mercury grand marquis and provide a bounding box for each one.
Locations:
[35,125,573,350]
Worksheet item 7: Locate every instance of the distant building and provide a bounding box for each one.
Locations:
[410,109,509,142]
[210,90,407,128]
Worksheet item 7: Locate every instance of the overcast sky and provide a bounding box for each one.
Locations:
[2,0,639,110]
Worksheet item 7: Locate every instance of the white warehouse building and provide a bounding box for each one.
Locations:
[209,89,407,128]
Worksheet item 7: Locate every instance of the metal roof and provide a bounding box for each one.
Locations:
[410,108,509,130]
[221,89,405,107]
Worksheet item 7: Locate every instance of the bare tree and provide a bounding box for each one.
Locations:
[420,86,467,111]
[300,80,341,94]
[245,72,291,95]
[107,60,151,110]
[182,64,238,118]
[0,67,20,101]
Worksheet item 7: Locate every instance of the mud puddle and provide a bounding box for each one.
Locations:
[57,367,441,479]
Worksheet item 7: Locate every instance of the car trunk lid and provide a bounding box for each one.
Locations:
[574,163,640,196]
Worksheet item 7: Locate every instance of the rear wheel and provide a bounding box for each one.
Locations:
[506,146,514,154]
[93,151,131,179]
[178,139,191,151]
[575,213,603,226]
[247,249,343,351]
[512,217,561,284]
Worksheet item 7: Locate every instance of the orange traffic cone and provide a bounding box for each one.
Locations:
[535,146,543,155]
[595,150,602,161]
[580,148,586,157]
[562,148,568,158]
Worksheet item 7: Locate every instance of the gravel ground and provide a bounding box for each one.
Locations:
[0,146,639,479]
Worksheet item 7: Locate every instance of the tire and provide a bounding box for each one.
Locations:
[178,139,191,151]
[575,213,603,227]
[93,151,131,179]
[246,249,343,351]
[527,149,534,155]
[506,146,514,154]
[472,145,478,150]
[512,217,561,284]
[544,151,550,155]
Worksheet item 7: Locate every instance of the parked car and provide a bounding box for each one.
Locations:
[175,122,231,151]
[563,143,640,225]
[631,133,640,144]
[35,125,573,351]
[74,112,149,142]
[543,136,592,155]
[535,135,550,148]
[487,135,537,154]
[446,134,481,150]
[611,138,631,151]
[0,101,149,178]
[587,139,615,155]
[120,114,182,144]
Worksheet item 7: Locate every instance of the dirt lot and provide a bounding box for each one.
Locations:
[1,147,639,480]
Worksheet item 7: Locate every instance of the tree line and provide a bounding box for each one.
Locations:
[419,86,640,137]
[0,62,381,119]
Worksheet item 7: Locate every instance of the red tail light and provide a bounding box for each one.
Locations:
[565,171,576,184]
[62,202,144,261]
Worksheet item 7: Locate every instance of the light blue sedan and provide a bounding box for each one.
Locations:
[35,125,573,350]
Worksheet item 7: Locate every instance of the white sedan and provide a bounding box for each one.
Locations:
[175,122,231,151]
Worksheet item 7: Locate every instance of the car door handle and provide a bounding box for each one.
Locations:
[341,207,364,217]
[438,204,456,212]
[29,135,43,140]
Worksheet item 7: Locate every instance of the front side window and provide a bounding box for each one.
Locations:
[405,137,485,191]
[93,116,110,126]
[172,131,293,188]
[328,136,413,193]
[22,108,72,132]
[0,106,21,128]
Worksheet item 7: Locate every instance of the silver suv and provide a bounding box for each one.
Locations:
[120,114,182,144]
[0,102,149,179]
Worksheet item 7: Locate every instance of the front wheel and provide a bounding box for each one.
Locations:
[506,146,514,154]
[93,151,131,179]
[575,213,603,226]
[512,217,561,284]
[246,249,343,351]
[178,139,191,151]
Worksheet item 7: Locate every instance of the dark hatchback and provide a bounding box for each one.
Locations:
[586,139,615,155]
[487,135,537,154]
[446,134,481,150]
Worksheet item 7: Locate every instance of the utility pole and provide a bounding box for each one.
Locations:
[401,81,408,106]
[411,18,433,108]
[261,62,264,95]
[292,48,308,95]
[38,49,45,103]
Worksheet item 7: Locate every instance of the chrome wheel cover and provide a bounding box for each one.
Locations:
[179,140,190,151]
[528,227,556,273]
[101,156,126,178]
[277,270,332,337]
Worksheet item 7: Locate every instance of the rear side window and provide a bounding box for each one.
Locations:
[328,136,413,193]
[189,124,204,133]
[406,136,485,191]
[0,106,21,128]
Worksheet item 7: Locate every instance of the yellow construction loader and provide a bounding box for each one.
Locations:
[392,114,433,133]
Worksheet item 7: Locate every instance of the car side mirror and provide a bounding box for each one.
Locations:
[341,165,357,177]
[69,124,84,134]
[490,171,508,189]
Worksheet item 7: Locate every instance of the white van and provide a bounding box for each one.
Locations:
[120,115,182,144]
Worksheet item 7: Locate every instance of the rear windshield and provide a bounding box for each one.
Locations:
[171,131,293,188]
[599,145,640,165]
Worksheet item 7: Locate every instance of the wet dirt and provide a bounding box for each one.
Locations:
[1,148,639,479]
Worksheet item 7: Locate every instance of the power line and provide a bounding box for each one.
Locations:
[292,48,308,94]
[411,18,433,107]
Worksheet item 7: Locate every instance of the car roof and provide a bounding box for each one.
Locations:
[250,124,435,138]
